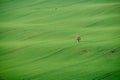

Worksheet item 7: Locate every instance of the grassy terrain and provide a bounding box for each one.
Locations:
[0,0,120,80]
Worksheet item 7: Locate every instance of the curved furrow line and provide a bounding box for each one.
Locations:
[0,29,16,34]
[25,48,120,79]
[32,46,73,62]
[25,4,120,25]
[0,45,74,70]
[1,2,118,23]
[103,47,120,55]
[93,3,120,15]
[85,17,119,28]
[23,54,103,78]
[1,45,119,72]
[92,70,120,80]
[21,31,51,41]
[88,35,120,42]
[0,45,30,57]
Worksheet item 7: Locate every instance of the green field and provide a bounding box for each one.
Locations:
[0,0,120,80]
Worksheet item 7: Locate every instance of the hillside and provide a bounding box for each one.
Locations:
[0,0,120,80]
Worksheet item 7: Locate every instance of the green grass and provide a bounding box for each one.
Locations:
[0,0,120,80]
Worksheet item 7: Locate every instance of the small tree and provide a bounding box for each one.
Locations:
[76,35,81,43]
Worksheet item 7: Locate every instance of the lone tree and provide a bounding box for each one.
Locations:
[76,35,81,43]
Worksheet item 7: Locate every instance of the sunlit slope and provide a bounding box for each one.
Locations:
[0,0,120,80]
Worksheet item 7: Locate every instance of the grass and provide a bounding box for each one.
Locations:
[0,0,120,80]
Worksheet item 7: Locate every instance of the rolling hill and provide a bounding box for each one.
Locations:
[0,0,120,80]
